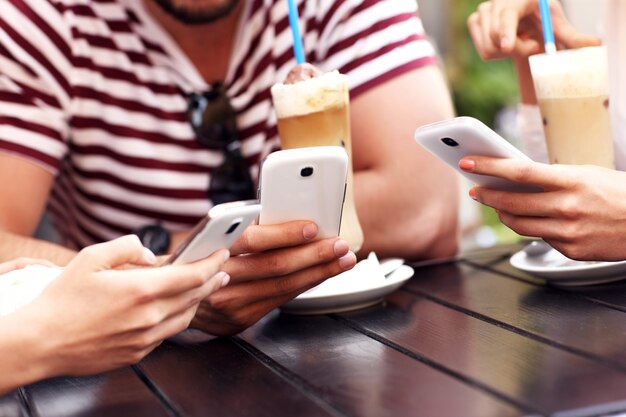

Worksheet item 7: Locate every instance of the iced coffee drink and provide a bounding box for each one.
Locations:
[529,46,614,168]
[271,69,364,252]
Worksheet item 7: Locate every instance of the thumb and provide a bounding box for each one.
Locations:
[514,37,542,57]
[552,11,601,49]
[69,235,157,273]
[556,26,601,49]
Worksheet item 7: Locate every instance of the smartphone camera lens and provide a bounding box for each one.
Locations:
[300,167,314,177]
[441,137,459,147]
[225,221,241,235]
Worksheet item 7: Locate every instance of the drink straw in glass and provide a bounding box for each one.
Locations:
[538,0,557,54]
[286,0,305,64]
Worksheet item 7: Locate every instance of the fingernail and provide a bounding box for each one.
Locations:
[469,188,478,201]
[219,272,231,288]
[219,249,230,262]
[303,223,318,240]
[500,36,510,50]
[459,159,476,171]
[333,239,349,257]
[143,247,157,264]
[339,252,357,270]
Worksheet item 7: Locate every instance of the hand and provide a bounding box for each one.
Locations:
[467,0,600,61]
[459,156,626,261]
[191,221,357,336]
[19,235,230,377]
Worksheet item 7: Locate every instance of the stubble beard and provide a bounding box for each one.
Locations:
[151,0,240,25]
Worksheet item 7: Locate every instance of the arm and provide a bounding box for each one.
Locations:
[0,235,229,394]
[0,154,76,264]
[351,66,459,260]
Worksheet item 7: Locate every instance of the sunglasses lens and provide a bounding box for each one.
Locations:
[188,86,256,204]
[208,153,256,204]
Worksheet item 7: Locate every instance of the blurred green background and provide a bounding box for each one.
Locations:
[422,0,521,247]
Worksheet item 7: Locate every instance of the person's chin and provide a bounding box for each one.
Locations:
[152,0,240,25]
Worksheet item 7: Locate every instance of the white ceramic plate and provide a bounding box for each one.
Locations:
[509,248,626,286]
[0,265,63,316]
[281,254,414,315]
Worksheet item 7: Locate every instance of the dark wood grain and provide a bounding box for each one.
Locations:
[335,268,626,417]
[138,333,341,417]
[0,391,25,417]
[24,367,168,417]
[405,262,626,368]
[241,311,523,417]
[481,255,626,311]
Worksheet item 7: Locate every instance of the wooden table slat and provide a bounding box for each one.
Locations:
[0,391,26,417]
[241,312,523,417]
[23,367,168,417]
[138,334,341,417]
[483,256,626,312]
[406,262,626,369]
[338,285,626,417]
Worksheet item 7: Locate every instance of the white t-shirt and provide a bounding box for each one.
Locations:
[519,0,626,169]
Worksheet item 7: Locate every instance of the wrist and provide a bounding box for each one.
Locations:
[0,310,53,392]
[514,55,538,105]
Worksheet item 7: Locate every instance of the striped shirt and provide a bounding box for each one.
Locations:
[0,0,437,249]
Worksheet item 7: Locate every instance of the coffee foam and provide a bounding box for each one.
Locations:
[530,47,608,98]
[271,70,348,118]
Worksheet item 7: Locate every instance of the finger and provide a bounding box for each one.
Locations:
[230,221,318,256]
[472,187,567,217]
[460,156,571,189]
[553,23,601,49]
[141,304,198,345]
[498,5,522,53]
[205,252,357,314]
[70,235,156,273]
[550,2,601,49]
[224,238,351,281]
[111,249,230,300]
[478,3,499,58]
[497,211,566,240]
[490,1,504,46]
[513,36,542,57]
[468,12,489,59]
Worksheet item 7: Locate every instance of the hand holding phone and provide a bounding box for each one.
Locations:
[414,117,542,192]
[166,200,261,265]
[258,146,348,239]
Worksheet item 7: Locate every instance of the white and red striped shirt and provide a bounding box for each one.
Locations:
[0,0,436,249]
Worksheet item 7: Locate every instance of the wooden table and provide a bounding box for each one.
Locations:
[4,243,626,417]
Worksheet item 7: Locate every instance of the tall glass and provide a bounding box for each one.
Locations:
[271,71,364,252]
[529,46,614,168]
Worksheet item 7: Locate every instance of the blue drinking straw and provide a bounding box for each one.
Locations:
[286,0,305,64]
[538,0,557,54]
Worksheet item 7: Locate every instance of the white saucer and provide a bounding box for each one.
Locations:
[281,253,414,315]
[509,248,626,286]
[0,265,63,316]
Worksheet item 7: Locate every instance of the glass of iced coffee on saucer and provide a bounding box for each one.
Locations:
[271,67,364,252]
[529,46,614,168]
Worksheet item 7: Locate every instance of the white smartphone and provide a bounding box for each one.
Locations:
[258,146,348,239]
[414,116,542,192]
[166,200,261,265]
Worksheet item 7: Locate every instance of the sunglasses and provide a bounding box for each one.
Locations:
[187,83,256,205]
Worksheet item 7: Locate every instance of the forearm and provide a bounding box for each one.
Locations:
[350,66,460,260]
[0,231,76,265]
[0,313,50,394]
[354,164,459,260]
